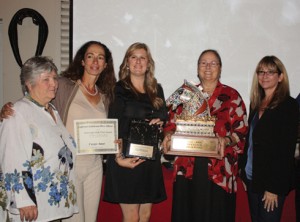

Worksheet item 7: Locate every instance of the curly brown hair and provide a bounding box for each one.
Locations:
[61,41,116,103]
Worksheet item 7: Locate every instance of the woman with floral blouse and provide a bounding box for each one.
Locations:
[0,56,78,222]
[162,49,248,222]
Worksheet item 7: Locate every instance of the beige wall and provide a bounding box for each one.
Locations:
[0,0,61,105]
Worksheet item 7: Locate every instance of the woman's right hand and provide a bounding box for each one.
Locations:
[0,102,14,121]
[19,205,38,222]
[115,155,145,169]
[114,139,145,169]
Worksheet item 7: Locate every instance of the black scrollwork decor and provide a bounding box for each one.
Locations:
[8,8,48,67]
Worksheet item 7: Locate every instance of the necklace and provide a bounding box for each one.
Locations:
[79,80,98,96]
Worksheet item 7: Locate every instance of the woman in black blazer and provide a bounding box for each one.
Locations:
[239,56,299,222]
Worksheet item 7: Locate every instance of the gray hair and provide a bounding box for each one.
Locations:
[20,56,58,94]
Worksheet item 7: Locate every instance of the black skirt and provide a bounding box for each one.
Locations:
[171,157,236,222]
[103,152,166,204]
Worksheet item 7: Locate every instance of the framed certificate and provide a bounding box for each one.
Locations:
[74,119,118,155]
[166,134,220,158]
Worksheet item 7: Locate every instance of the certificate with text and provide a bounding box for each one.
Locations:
[74,119,118,155]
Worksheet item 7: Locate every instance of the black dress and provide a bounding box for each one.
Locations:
[103,81,167,203]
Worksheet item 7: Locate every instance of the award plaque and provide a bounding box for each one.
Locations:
[125,119,161,160]
[74,119,118,155]
[165,80,221,158]
[167,134,220,158]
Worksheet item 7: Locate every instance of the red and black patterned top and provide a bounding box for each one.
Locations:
[164,81,248,193]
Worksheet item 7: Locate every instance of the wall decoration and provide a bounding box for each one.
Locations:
[8,8,48,67]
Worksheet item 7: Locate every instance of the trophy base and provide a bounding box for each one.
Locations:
[166,134,220,158]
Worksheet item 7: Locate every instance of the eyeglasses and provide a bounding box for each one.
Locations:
[198,61,219,68]
[256,70,278,77]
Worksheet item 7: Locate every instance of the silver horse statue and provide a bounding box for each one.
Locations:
[166,80,211,120]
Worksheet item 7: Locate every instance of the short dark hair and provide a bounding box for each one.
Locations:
[198,49,222,67]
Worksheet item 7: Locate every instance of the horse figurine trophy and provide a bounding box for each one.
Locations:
[165,80,220,158]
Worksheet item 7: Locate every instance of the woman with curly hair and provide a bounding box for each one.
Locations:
[53,40,116,222]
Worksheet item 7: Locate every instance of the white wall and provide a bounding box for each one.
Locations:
[73,0,300,110]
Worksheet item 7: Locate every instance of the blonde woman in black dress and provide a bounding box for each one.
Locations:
[104,42,167,222]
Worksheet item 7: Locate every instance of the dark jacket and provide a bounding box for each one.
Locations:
[239,96,299,195]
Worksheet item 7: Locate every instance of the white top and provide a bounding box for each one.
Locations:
[0,97,78,222]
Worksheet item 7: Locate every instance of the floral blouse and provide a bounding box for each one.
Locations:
[0,169,7,222]
[164,81,248,193]
[0,97,78,222]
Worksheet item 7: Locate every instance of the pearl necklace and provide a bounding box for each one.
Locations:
[79,80,98,96]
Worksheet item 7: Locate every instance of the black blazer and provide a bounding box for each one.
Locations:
[239,96,299,195]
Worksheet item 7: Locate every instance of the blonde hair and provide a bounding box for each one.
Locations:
[119,42,163,109]
[250,55,290,110]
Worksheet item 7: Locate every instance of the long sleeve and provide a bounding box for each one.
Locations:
[0,98,78,221]
[0,109,35,211]
[226,90,248,154]
[249,97,299,195]
[155,84,168,121]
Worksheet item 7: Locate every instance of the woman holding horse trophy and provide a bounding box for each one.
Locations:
[162,49,248,222]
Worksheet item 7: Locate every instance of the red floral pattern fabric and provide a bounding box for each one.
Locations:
[164,81,248,193]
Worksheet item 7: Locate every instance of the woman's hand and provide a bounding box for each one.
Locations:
[262,191,278,212]
[216,137,226,160]
[148,118,164,129]
[0,102,14,121]
[114,139,145,169]
[19,205,38,222]
[115,155,145,169]
[161,132,173,154]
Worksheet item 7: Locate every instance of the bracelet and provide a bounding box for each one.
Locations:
[225,136,233,146]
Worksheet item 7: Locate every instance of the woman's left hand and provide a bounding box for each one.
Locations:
[161,132,173,154]
[262,191,278,212]
[216,137,226,160]
[149,118,163,127]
